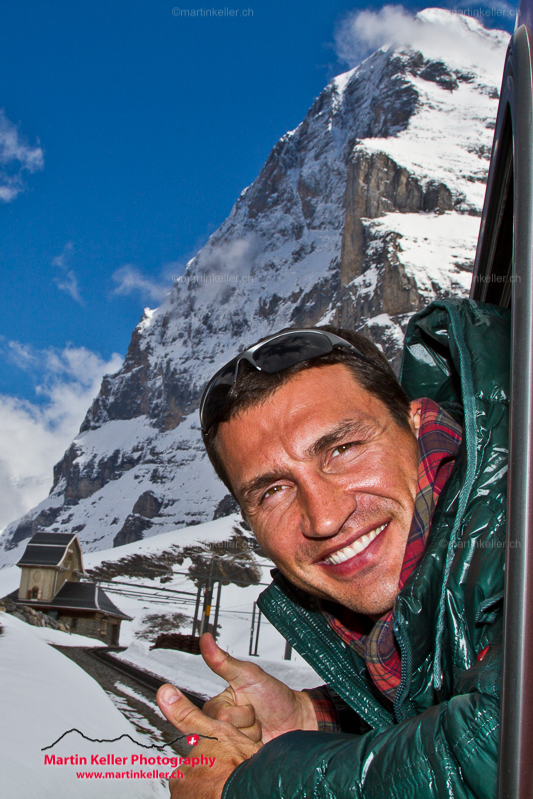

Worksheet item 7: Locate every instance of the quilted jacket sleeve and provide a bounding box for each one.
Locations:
[221,644,501,799]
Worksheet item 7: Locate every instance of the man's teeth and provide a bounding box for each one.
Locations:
[324,523,387,564]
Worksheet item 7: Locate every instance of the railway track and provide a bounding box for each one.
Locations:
[55,645,207,754]
[89,646,206,707]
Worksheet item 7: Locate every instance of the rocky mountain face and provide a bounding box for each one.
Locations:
[0,10,508,566]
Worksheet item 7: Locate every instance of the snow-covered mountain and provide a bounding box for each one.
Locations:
[0,9,508,566]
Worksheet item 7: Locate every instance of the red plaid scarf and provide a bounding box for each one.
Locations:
[321,398,462,702]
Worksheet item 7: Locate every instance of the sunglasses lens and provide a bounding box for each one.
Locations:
[202,383,232,433]
[210,361,238,387]
[201,332,345,432]
[201,361,237,432]
[253,332,333,373]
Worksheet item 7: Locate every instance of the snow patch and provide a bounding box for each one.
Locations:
[0,614,167,797]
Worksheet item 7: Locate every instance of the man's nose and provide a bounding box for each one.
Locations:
[298,474,356,538]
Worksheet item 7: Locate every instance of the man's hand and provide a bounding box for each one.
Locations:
[200,632,318,743]
[157,683,261,799]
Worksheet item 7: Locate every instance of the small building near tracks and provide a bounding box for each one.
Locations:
[4,532,131,645]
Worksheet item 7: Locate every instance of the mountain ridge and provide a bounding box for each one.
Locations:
[0,10,508,566]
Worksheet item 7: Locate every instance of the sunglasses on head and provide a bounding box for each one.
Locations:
[199,328,371,434]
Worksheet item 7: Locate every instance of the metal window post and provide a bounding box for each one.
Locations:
[499,24,533,799]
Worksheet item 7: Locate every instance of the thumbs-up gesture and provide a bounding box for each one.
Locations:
[199,632,317,743]
[157,683,261,799]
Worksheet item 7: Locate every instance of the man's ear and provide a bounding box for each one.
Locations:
[409,401,423,439]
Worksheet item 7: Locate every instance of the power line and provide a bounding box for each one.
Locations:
[91,579,197,597]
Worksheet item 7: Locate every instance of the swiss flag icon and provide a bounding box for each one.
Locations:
[187,734,199,746]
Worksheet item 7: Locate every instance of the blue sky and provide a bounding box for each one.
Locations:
[2,0,398,401]
[0,0,517,530]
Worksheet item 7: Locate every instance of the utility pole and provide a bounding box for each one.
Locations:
[253,607,262,656]
[199,555,216,637]
[191,581,203,636]
[249,602,257,656]
[212,581,222,641]
[284,641,292,661]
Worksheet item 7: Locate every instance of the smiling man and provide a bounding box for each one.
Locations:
[218,364,422,619]
[157,299,509,799]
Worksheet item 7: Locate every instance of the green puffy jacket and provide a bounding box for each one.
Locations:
[222,299,510,799]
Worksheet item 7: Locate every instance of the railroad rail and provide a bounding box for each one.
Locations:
[87,646,207,708]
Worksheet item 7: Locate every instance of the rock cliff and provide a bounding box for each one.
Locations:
[0,10,508,565]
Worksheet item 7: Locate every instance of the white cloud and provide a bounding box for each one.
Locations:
[110,238,258,307]
[193,235,261,277]
[181,235,261,303]
[54,270,83,304]
[111,264,172,303]
[0,109,44,202]
[334,5,509,82]
[0,342,123,533]
[51,241,73,271]
[52,242,84,305]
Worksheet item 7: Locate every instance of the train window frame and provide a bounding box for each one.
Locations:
[472,19,533,799]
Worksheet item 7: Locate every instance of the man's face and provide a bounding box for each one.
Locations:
[217,364,421,618]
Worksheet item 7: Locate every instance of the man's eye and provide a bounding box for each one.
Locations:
[331,442,355,458]
[262,484,288,501]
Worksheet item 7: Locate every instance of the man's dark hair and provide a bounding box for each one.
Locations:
[202,325,412,498]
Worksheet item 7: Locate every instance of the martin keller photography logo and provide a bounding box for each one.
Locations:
[41,728,219,781]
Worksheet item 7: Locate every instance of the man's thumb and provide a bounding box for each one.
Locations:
[200,632,253,686]
[156,684,219,738]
